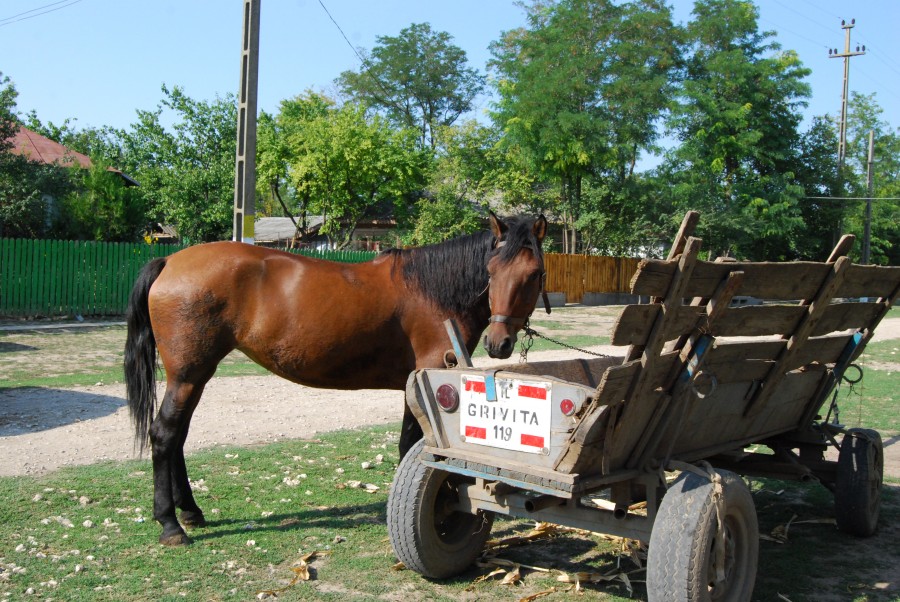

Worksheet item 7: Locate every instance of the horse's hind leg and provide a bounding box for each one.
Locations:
[150,378,208,545]
[171,405,206,529]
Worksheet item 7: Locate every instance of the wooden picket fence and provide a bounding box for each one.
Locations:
[0,239,376,318]
[544,253,641,303]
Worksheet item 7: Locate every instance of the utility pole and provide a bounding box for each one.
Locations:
[862,130,874,264]
[233,0,261,244]
[828,19,865,171]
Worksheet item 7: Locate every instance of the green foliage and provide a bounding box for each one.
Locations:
[55,160,147,242]
[658,0,812,259]
[119,85,237,243]
[284,100,429,248]
[0,71,17,151]
[405,122,495,245]
[490,0,679,251]
[839,92,900,265]
[255,92,333,223]
[336,22,485,149]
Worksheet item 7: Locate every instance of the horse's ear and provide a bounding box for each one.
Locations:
[533,215,547,243]
[489,210,507,241]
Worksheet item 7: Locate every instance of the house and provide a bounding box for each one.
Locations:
[254,215,396,250]
[10,125,139,186]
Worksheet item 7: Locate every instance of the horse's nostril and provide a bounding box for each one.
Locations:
[499,337,513,354]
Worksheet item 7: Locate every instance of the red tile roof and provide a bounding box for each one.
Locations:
[11,125,93,168]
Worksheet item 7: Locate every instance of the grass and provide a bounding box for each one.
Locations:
[1,425,898,601]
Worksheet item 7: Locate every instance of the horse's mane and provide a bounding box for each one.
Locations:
[382,215,543,315]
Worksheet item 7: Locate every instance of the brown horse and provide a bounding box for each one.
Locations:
[124,212,547,545]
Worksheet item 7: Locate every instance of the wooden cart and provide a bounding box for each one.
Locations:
[387,212,900,601]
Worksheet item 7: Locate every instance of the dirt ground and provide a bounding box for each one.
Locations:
[0,315,898,478]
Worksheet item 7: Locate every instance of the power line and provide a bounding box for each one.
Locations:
[769,0,836,37]
[806,196,900,201]
[0,0,84,27]
[316,0,367,65]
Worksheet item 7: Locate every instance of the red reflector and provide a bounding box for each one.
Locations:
[436,384,459,412]
[465,426,487,439]
[466,380,486,394]
[560,398,575,416]
[518,385,547,400]
[521,434,545,448]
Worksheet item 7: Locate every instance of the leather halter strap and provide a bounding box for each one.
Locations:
[489,313,529,329]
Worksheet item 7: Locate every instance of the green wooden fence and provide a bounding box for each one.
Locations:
[0,239,377,318]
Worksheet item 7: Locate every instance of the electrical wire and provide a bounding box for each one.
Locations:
[0,0,84,27]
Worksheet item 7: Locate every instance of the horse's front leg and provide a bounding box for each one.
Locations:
[149,383,203,545]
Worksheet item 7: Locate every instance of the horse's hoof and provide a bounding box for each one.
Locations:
[159,531,192,546]
[180,511,207,529]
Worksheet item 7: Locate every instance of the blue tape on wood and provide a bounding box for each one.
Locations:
[485,373,498,402]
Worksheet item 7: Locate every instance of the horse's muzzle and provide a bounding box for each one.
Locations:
[483,332,516,359]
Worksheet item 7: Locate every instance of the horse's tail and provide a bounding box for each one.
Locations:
[124,257,167,454]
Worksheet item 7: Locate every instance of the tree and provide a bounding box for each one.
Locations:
[0,72,77,238]
[336,23,485,150]
[490,0,679,252]
[54,160,147,242]
[119,85,237,243]
[661,0,811,259]
[286,101,429,248]
[255,92,333,236]
[405,121,495,245]
[841,93,900,265]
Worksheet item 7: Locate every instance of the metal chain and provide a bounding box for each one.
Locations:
[519,321,615,363]
[825,363,864,426]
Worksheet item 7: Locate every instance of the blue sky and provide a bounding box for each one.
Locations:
[2,0,898,153]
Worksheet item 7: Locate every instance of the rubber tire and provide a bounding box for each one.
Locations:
[835,428,883,537]
[387,439,494,579]
[647,469,759,602]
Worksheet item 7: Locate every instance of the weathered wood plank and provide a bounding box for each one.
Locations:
[836,264,900,299]
[632,260,832,300]
[704,333,852,369]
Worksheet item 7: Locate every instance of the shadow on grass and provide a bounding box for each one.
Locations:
[192,501,389,542]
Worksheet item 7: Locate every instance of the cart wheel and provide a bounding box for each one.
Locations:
[835,428,882,537]
[387,439,494,579]
[647,469,758,602]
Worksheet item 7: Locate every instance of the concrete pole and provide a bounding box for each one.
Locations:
[233,0,261,244]
[828,19,865,171]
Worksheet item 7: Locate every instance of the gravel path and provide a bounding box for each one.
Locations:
[0,347,612,476]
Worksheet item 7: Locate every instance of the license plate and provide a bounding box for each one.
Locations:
[458,375,552,454]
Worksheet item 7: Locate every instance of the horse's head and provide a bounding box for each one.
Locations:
[483,211,548,359]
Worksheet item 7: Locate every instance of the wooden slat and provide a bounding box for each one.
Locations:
[619,296,888,347]
[632,260,833,300]
[836,264,900,299]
